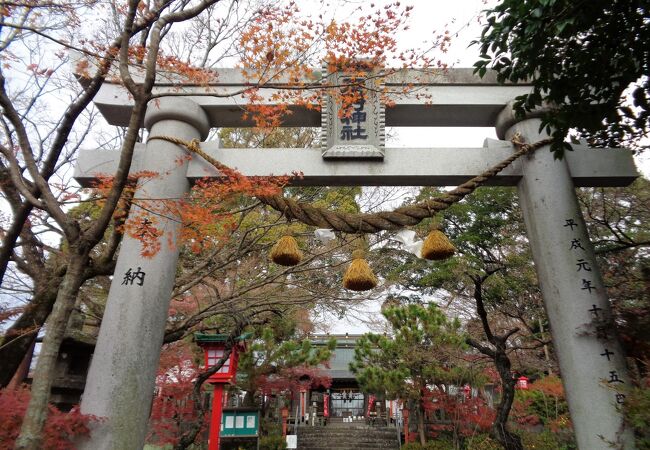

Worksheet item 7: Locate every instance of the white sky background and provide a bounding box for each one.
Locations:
[315,0,650,334]
[385,0,499,149]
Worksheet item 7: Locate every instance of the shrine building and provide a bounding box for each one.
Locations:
[290,334,398,424]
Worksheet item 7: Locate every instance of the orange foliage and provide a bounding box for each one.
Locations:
[257,366,332,395]
[530,375,565,399]
[91,160,291,258]
[0,306,24,324]
[148,342,206,447]
[424,390,495,437]
[237,1,451,127]
[80,2,455,259]
[172,171,290,254]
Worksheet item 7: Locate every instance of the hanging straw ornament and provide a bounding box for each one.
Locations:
[269,231,303,266]
[421,226,456,261]
[343,249,378,291]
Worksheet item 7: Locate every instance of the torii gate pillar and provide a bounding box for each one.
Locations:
[79,98,210,450]
[497,105,635,449]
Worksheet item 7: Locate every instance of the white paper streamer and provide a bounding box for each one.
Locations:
[314,228,336,243]
[404,240,423,258]
[394,229,417,245]
[394,229,423,258]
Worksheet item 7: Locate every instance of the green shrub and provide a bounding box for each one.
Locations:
[464,434,500,449]
[514,389,569,426]
[625,385,650,449]
[424,440,454,450]
[259,435,287,450]
[520,430,576,450]
[400,443,424,450]
[400,440,454,450]
[260,418,282,436]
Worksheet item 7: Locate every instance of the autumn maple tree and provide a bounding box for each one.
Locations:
[147,342,205,448]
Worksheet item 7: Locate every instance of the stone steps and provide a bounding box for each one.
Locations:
[299,447,395,450]
[297,425,399,450]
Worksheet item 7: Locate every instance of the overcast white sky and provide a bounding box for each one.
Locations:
[318,0,649,334]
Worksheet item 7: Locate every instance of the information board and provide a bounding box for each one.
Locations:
[220,410,259,437]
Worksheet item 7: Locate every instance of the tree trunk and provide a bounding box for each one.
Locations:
[538,317,553,376]
[242,390,256,407]
[7,339,36,390]
[417,401,426,445]
[492,350,523,450]
[0,281,60,387]
[15,252,89,450]
[468,276,523,450]
[0,256,114,387]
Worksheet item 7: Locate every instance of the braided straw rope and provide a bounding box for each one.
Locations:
[149,135,553,234]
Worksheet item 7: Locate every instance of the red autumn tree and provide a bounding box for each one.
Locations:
[424,389,495,440]
[0,385,97,449]
[257,366,332,397]
[147,342,205,447]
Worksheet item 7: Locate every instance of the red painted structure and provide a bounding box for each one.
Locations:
[195,333,249,450]
[299,386,307,422]
[366,394,376,418]
[281,407,289,437]
[402,407,410,443]
[463,384,471,399]
[322,393,329,418]
[516,376,529,390]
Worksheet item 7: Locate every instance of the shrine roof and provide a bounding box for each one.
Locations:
[194,332,252,344]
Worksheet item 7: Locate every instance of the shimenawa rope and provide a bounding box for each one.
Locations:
[148,135,552,234]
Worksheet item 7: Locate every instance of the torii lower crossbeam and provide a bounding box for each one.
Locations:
[75,140,636,188]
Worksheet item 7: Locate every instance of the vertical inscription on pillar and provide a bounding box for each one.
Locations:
[321,61,385,159]
[563,216,627,406]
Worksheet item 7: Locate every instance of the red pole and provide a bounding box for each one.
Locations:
[281,407,289,437]
[209,384,224,450]
[7,339,36,390]
[402,408,409,443]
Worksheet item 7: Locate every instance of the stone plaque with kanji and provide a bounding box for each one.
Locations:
[321,64,385,159]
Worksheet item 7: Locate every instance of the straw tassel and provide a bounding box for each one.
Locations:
[343,249,378,291]
[270,234,303,266]
[421,229,456,261]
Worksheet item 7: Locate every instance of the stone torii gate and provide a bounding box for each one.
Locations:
[74,69,638,449]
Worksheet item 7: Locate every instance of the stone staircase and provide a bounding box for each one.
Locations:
[297,422,400,450]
